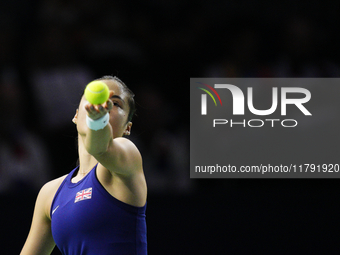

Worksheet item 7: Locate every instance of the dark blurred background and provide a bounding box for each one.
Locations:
[1,0,340,254]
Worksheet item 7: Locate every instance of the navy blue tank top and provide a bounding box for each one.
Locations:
[51,165,147,255]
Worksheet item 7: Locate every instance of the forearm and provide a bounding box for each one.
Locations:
[82,123,113,156]
[81,100,114,156]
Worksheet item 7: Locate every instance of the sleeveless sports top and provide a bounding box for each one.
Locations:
[50,165,147,255]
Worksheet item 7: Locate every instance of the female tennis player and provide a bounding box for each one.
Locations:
[20,76,147,254]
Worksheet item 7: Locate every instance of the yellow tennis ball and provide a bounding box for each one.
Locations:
[84,81,110,105]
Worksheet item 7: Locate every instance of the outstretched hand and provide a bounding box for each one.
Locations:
[85,91,114,120]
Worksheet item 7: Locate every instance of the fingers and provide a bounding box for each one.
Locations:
[85,90,114,110]
[109,90,114,98]
[85,96,113,120]
[85,103,107,114]
[104,99,113,111]
[83,89,115,121]
[85,106,105,120]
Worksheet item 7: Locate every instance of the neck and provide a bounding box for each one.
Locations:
[78,134,98,175]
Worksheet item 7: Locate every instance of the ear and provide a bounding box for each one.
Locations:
[72,109,79,124]
[123,122,132,136]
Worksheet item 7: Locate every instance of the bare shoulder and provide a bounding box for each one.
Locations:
[40,175,67,194]
[114,137,142,163]
[37,175,68,220]
[97,137,143,176]
[96,138,146,206]
[115,137,140,152]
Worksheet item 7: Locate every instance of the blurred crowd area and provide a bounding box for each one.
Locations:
[1,0,340,254]
[1,0,340,196]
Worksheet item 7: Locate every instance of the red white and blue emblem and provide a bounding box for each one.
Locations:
[75,187,92,203]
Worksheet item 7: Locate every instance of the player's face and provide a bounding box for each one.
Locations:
[75,80,132,138]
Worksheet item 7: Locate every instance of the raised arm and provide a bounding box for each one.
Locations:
[75,79,146,207]
[78,89,141,176]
